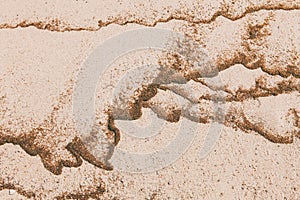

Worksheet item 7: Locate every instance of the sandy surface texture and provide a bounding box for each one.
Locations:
[0,0,299,199]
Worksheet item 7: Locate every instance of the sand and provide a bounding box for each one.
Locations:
[0,0,299,199]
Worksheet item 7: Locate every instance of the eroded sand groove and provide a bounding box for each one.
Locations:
[0,2,299,191]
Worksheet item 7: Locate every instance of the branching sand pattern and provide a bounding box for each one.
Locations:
[0,1,299,198]
[0,8,299,175]
[88,10,300,170]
